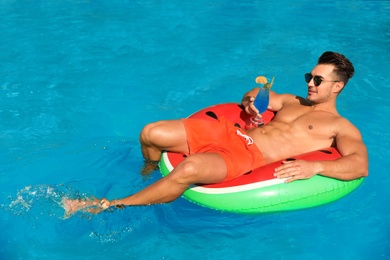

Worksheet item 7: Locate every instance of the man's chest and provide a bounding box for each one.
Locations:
[274,106,337,138]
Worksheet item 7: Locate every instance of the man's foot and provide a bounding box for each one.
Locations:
[62,197,103,218]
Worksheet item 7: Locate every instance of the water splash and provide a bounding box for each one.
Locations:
[2,184,156,243]
[4,184,82,219]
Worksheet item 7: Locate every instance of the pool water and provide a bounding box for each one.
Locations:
[1,0,389,259]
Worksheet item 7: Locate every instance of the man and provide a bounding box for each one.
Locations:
[63,51,368,215]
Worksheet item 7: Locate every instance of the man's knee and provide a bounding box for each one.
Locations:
[140,122,160,145]
[170,157,202,185]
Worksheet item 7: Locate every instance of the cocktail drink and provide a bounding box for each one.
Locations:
[250,76,274,126]
[250,88,269,125]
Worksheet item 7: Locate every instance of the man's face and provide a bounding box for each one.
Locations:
[306,64,341,104]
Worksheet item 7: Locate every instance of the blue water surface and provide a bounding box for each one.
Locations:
[1,0,389,259]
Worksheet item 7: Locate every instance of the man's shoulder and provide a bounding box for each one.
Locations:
[332,115,361,135]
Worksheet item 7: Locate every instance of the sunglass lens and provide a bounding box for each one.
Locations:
[313,76,322,86]
[304,73,312,83]
[305,73,322,86]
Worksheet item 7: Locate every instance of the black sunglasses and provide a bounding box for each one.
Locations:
[305,73,340,87]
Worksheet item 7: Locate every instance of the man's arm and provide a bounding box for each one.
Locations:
[317,119,368,179]
[274,118,368,182]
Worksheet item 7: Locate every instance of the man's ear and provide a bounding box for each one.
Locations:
[333,81,345,94]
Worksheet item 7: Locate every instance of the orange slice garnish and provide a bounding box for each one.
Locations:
[255,76,268,84]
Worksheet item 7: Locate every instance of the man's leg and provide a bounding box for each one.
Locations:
[112,152,228,206]
[62,153,227,215]
[139,119,189,174]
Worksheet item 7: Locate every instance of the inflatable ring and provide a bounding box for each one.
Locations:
[159,103,364,214]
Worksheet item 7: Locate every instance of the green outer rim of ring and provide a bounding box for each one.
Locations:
[159,153,363,214]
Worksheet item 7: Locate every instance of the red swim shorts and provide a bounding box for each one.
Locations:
[181,117,266,181]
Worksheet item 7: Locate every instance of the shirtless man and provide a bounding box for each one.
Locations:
[63,51,368,215]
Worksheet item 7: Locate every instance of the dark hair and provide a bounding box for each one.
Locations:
[318,51,354,86]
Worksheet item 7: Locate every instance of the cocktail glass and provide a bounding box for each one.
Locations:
[250,88,269,126]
